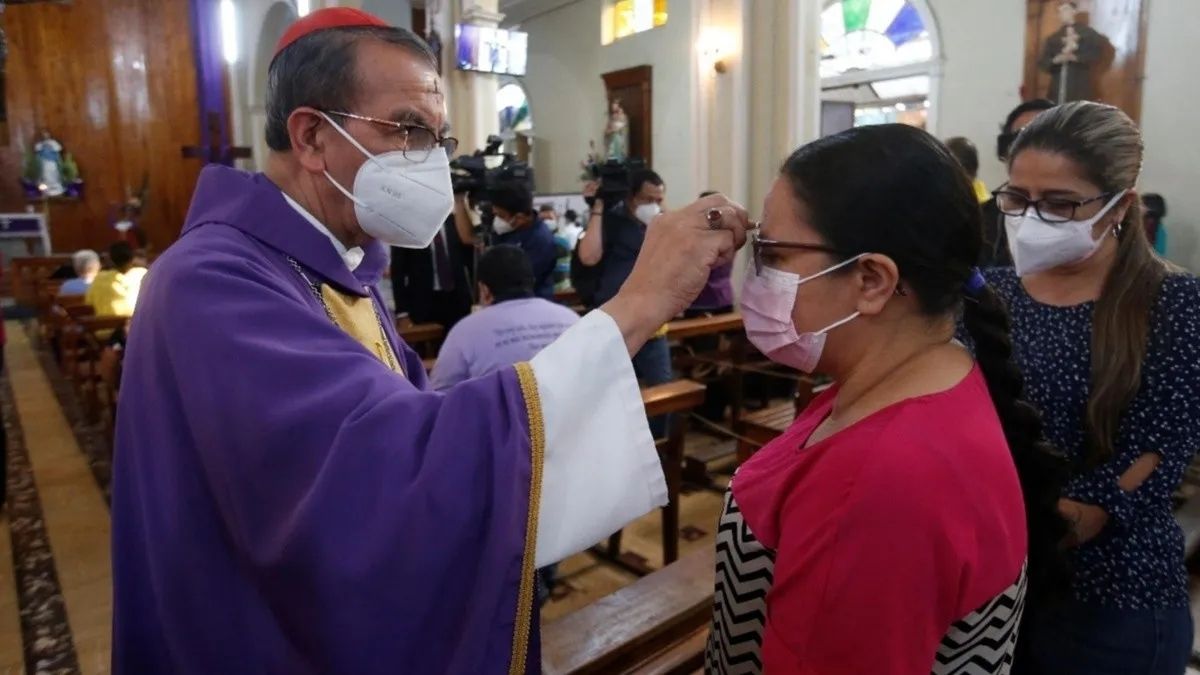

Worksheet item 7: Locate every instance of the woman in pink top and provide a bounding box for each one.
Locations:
[706,124,1069,674]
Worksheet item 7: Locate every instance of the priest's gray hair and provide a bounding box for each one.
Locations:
[265,25,437,152]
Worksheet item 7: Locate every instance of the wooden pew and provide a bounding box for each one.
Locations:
[735,381,826,464]
[10,255,72,308]
[396,321,444,358]
[554,288,581,307]
[600,380,706,574]
[542,547,715,675]
[72,316,129,426]
[665,312,742,340]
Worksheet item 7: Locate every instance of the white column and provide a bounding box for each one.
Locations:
[787,0,822,147]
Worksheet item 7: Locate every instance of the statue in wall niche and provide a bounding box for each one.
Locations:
[34,129,64,195]
[21,129,84,200]
[603,99,629,161]
[1038,1,1107,103]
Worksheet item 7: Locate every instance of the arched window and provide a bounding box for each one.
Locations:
[497,81,534,161]
[819,0,939,133]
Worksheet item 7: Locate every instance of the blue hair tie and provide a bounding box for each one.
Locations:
[964,267,987,297]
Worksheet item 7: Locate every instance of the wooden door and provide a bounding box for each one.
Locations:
[602,65,653,166]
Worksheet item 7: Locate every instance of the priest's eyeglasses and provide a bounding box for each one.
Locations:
[993,187,1115,224]
[324,110,459,161]
[751,226,845,275]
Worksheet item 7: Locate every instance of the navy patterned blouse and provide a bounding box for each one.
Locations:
[984,267,1200,609]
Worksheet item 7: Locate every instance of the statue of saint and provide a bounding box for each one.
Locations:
[34,129,65,196]
[603,100,629,161]
[1038,1,1106,104]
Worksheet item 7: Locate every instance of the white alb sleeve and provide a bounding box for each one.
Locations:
[529,309,668,567]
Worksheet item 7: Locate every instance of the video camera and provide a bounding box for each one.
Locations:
[450,135,535,243]
[450,135,535,204]
[585,157,647,204]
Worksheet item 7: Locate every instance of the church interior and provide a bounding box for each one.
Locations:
[1,0,1199,672]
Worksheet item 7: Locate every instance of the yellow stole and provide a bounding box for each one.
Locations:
[319,284,405,378]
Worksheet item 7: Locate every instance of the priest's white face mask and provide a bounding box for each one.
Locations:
[320,111,456,249]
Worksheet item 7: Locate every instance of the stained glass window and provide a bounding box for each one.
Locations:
[820,0,932,79]
[611,0,668,42]
[498,83,532,136]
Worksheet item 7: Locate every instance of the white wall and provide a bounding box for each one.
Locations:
[1140,0,1200,270]
[361,0,412,30]
[518,0,699,203]
[925,0,1026,191]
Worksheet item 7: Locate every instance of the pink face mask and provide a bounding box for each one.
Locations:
[740,255,863,373]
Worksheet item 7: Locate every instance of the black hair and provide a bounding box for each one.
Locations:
[944,137,980,178]
[490,183,534,218]
[1142,193,1166,220]
[997,99,1056,161]
[782,124,1070,604]
[538,204,555,214]
[109,241,135,269]
[266,25,436,152]
[564,209,579,223]
[478,245,535,302]
[629,169,664,199]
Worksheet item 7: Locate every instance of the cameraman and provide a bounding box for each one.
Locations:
[454,185,557,300]
[578,169,671,436]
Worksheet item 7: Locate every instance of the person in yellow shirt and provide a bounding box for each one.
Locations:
[945,136,990,203]
[86,241,148,317]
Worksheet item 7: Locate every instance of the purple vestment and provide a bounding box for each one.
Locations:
[112,166,541,674]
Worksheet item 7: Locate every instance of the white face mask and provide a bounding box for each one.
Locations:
[740,255,864,373]
[320,112,455,249]
[634,202,661,226]
[1006,190,1126,277]
[493,216,515,235]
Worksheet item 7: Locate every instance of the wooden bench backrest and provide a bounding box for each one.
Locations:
[641,380,707,417]
[666,313,742,340]
[542,548,716,675]
[11,256,72,307]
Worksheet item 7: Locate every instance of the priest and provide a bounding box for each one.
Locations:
[110,8,749,675]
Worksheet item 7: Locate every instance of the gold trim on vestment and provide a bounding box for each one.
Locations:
[509,362,544,675]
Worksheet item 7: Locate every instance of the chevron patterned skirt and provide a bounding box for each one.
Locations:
[704,487,1028,674]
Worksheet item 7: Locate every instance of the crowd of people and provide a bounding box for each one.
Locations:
[102,10,1198,674]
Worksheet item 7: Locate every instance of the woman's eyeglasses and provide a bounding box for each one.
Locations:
[750,227,845,275]
[324,110,459,162]
[993,188,1114,224]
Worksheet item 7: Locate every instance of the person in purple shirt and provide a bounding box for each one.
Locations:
[431,245,579,391]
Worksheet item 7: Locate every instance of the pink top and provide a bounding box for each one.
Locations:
[732,366,1028,674]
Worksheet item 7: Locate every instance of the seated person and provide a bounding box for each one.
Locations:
[489,185,558,300]
[86,241,148,318]
[1142,192,1169,256]
[537,203,558,229]
[59,249,101,296]
[945,136,989,203]
[553,209,584,292]
[430,245,579,392]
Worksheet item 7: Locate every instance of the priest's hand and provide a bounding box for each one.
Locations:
[602,193,750,355]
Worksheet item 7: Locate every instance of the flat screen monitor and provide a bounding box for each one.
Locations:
[455,24,528,76]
